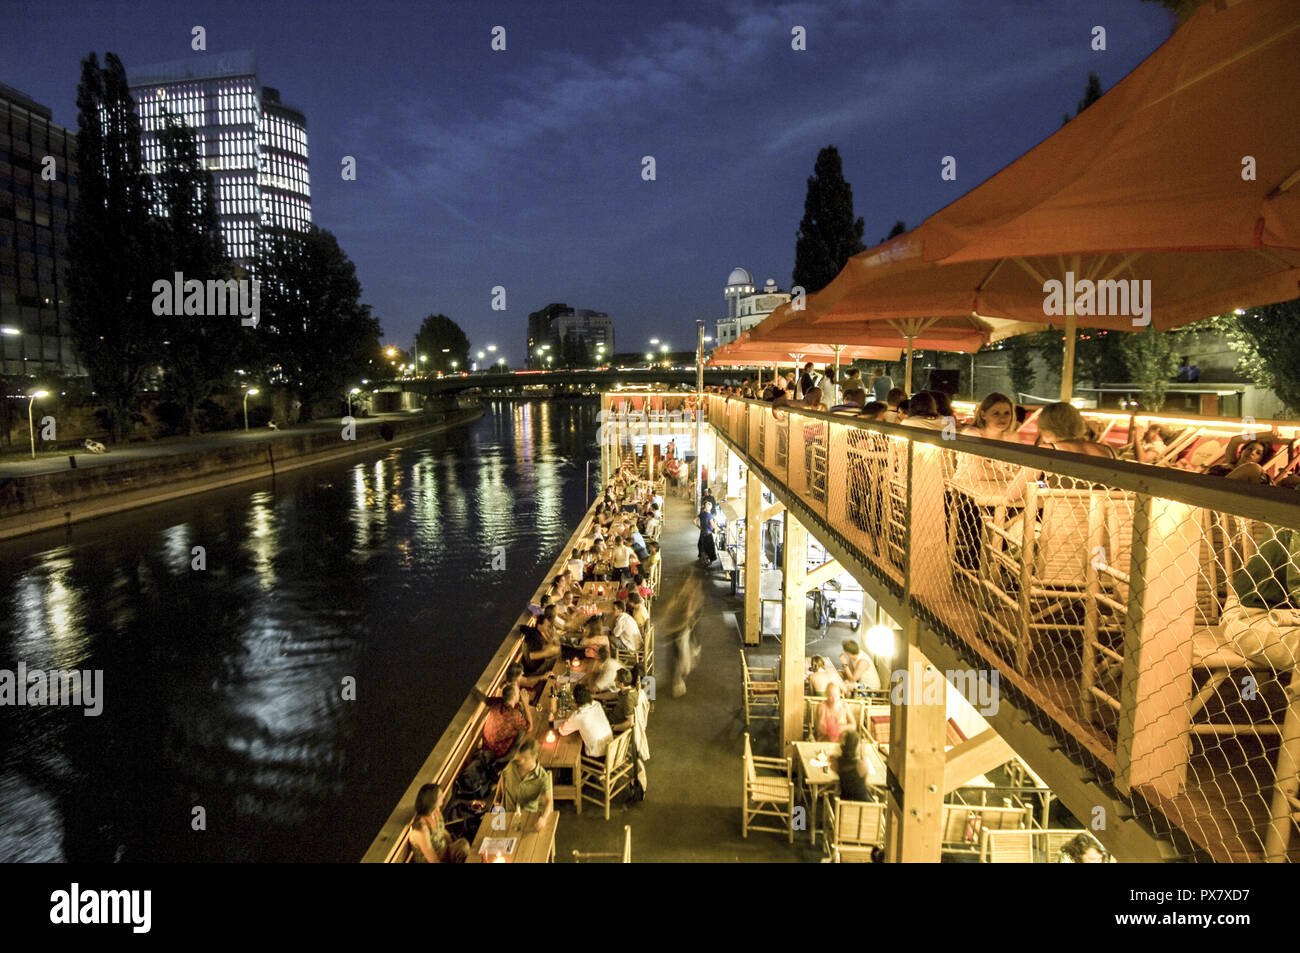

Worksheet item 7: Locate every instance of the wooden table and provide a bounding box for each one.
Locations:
[792,740,888,845]
[533,666,586,813]
[467,810,559,863]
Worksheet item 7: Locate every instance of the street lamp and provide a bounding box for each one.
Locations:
[451,360,458,371]
[27,389,48,458]
[243,387,260,431]
[1,327,20,336]
[487,344,497,352]
[649,338,659,345]
[385,347,396,358]
[347,387,360,415]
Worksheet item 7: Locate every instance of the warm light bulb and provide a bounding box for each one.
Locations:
[865,624,895,660]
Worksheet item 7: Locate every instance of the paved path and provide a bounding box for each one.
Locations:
[0,412,425,479]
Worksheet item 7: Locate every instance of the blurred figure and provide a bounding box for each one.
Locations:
[661,569,705,697]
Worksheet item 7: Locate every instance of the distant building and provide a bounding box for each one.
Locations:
[0,82,83,380]
[715,267,790,345]
[127,51,310,263]
[526,302,614,368]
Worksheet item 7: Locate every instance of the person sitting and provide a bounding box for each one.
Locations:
[579,614,610,654]
[961,392,1017,442]
[610,536,633,574]
[859,400,888,422]
[557,683,613,757]
[882,387,906,423]
[482,682,533,762]
[927,389,955,420]
[808,654,845,695]
[1057,832,1106,863]
[801,386,825,411]
[520,622,560,684]
[839,640,881,692]
[626,590,650,630]
[610,599,642,654]
[815,683,854,742]
[607,666,640,732]
[1208,438,1273,484]
[409,782,470,863]
[900,392,948,431]
[645,506,661,539]
[589,644,624,695]
[830,387,867,415]
[1126,419,1170,465]
[1034,402,1116,458]
[629,526,650,562]
[499,739,553,831]
[836,729,872,802]
[1220,527,1300,671]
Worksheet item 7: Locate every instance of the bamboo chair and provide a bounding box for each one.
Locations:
[742,732,794,842]
[572,825,632,863]
[580,730,636,821]
[741,651,779,725]
[979,828,1095,863]
[940,803,1031,854]
[822,796,886,862]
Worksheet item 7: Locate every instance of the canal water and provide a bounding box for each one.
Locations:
[0,399,600,862]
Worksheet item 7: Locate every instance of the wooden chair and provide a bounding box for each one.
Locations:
[977,483,1101,673]
[802,694,868,740]
[822,796,886,862]
[580,730,636,820]
[742,651,780,725]
[940,803,1031,854]
[979,827,1094,862]
[615,622,655,678]
[572,825,632,863]
[742,732,794,842]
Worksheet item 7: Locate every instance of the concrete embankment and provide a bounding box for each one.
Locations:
[0,403,484,541]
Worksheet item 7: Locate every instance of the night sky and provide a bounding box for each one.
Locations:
[4,0,1174,365]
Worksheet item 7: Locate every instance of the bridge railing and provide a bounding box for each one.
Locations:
[706,393,1300,863]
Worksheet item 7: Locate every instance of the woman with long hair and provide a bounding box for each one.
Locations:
[409,783,470,863]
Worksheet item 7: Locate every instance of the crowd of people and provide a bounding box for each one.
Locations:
[407,464,665,862]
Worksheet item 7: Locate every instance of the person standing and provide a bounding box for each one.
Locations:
[662,571,705,697]
[697,501,718,565]
[870,367,895,404]
[798,362,817,401]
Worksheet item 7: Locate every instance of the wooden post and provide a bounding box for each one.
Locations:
[1060,312,1077,401]
[1265,671,1300,861]
[1115,494,1200,799]
[779,510,808,750]
[744,470,763,646]
[885,633,947,863]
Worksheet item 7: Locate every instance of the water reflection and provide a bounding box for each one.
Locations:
[0,399,599,862]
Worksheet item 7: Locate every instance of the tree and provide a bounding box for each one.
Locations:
[1212,299,1300,415]
[882,220,906,243]
[154,111,239,433]
[254,226,381,420]
[1062,71,1104,126]
[792,145,866,295]
[67,52,164,441]
[414,314,470,373]
[1007,342,1036,399]
[1120,326,1181,410]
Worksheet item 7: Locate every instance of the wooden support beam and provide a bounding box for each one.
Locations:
[759,501,786,522]
[943,729,1016,794]
[805,557,842,591]
[886,633,947,863]
[779,511,809,750]
[1116,494,1200,799]
[744,470,763,646]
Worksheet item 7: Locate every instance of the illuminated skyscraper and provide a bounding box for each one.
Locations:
[127,51,310,263]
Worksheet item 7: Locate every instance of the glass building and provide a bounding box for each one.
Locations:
[127,51,310,263]
[0,82,81,380]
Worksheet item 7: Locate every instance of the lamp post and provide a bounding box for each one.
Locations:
[243,387,260,431]
[27,389,48,458]
[695,320,704,512]
[347,387,360,415]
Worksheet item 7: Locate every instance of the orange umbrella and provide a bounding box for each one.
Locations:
[799,0,1300,397]
[708,330,900,393]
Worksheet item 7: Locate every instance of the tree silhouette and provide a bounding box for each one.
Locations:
[792,146,866,295]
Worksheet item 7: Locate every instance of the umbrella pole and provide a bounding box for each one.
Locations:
[832,345,841,406]
[1060,313,1077,401]
[904,339,915,393]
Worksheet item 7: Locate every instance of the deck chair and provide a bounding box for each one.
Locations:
[580,730,636,820]
[742,732,794,842]
[941,803,1031,854]
[822,796,886,862]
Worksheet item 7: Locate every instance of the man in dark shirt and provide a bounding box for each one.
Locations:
[697,504,717,563]
[798,362,816,401]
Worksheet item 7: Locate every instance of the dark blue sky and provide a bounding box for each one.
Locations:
[5,0,1174,365]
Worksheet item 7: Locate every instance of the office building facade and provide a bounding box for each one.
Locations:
[0,82,81,380]
[527,302,614,367]
[128,51,310,263]
[715,267,790,345]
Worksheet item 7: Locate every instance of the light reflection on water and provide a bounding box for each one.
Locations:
[0,399,598,862]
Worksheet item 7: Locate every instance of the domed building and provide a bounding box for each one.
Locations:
[716,269,791,345]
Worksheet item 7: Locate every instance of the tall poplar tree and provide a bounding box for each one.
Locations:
[67,52,164,440]
[154,111,239,433]
[792,146,866,295]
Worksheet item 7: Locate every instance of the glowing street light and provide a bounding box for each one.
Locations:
[347,387,361,415]
[243,387,260,432]
[1,326,20,336]
[477,351,485,360]
[487,344,497,352]
[385,347,396,358]
[27,389,48,458]
[649,338,659,345]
